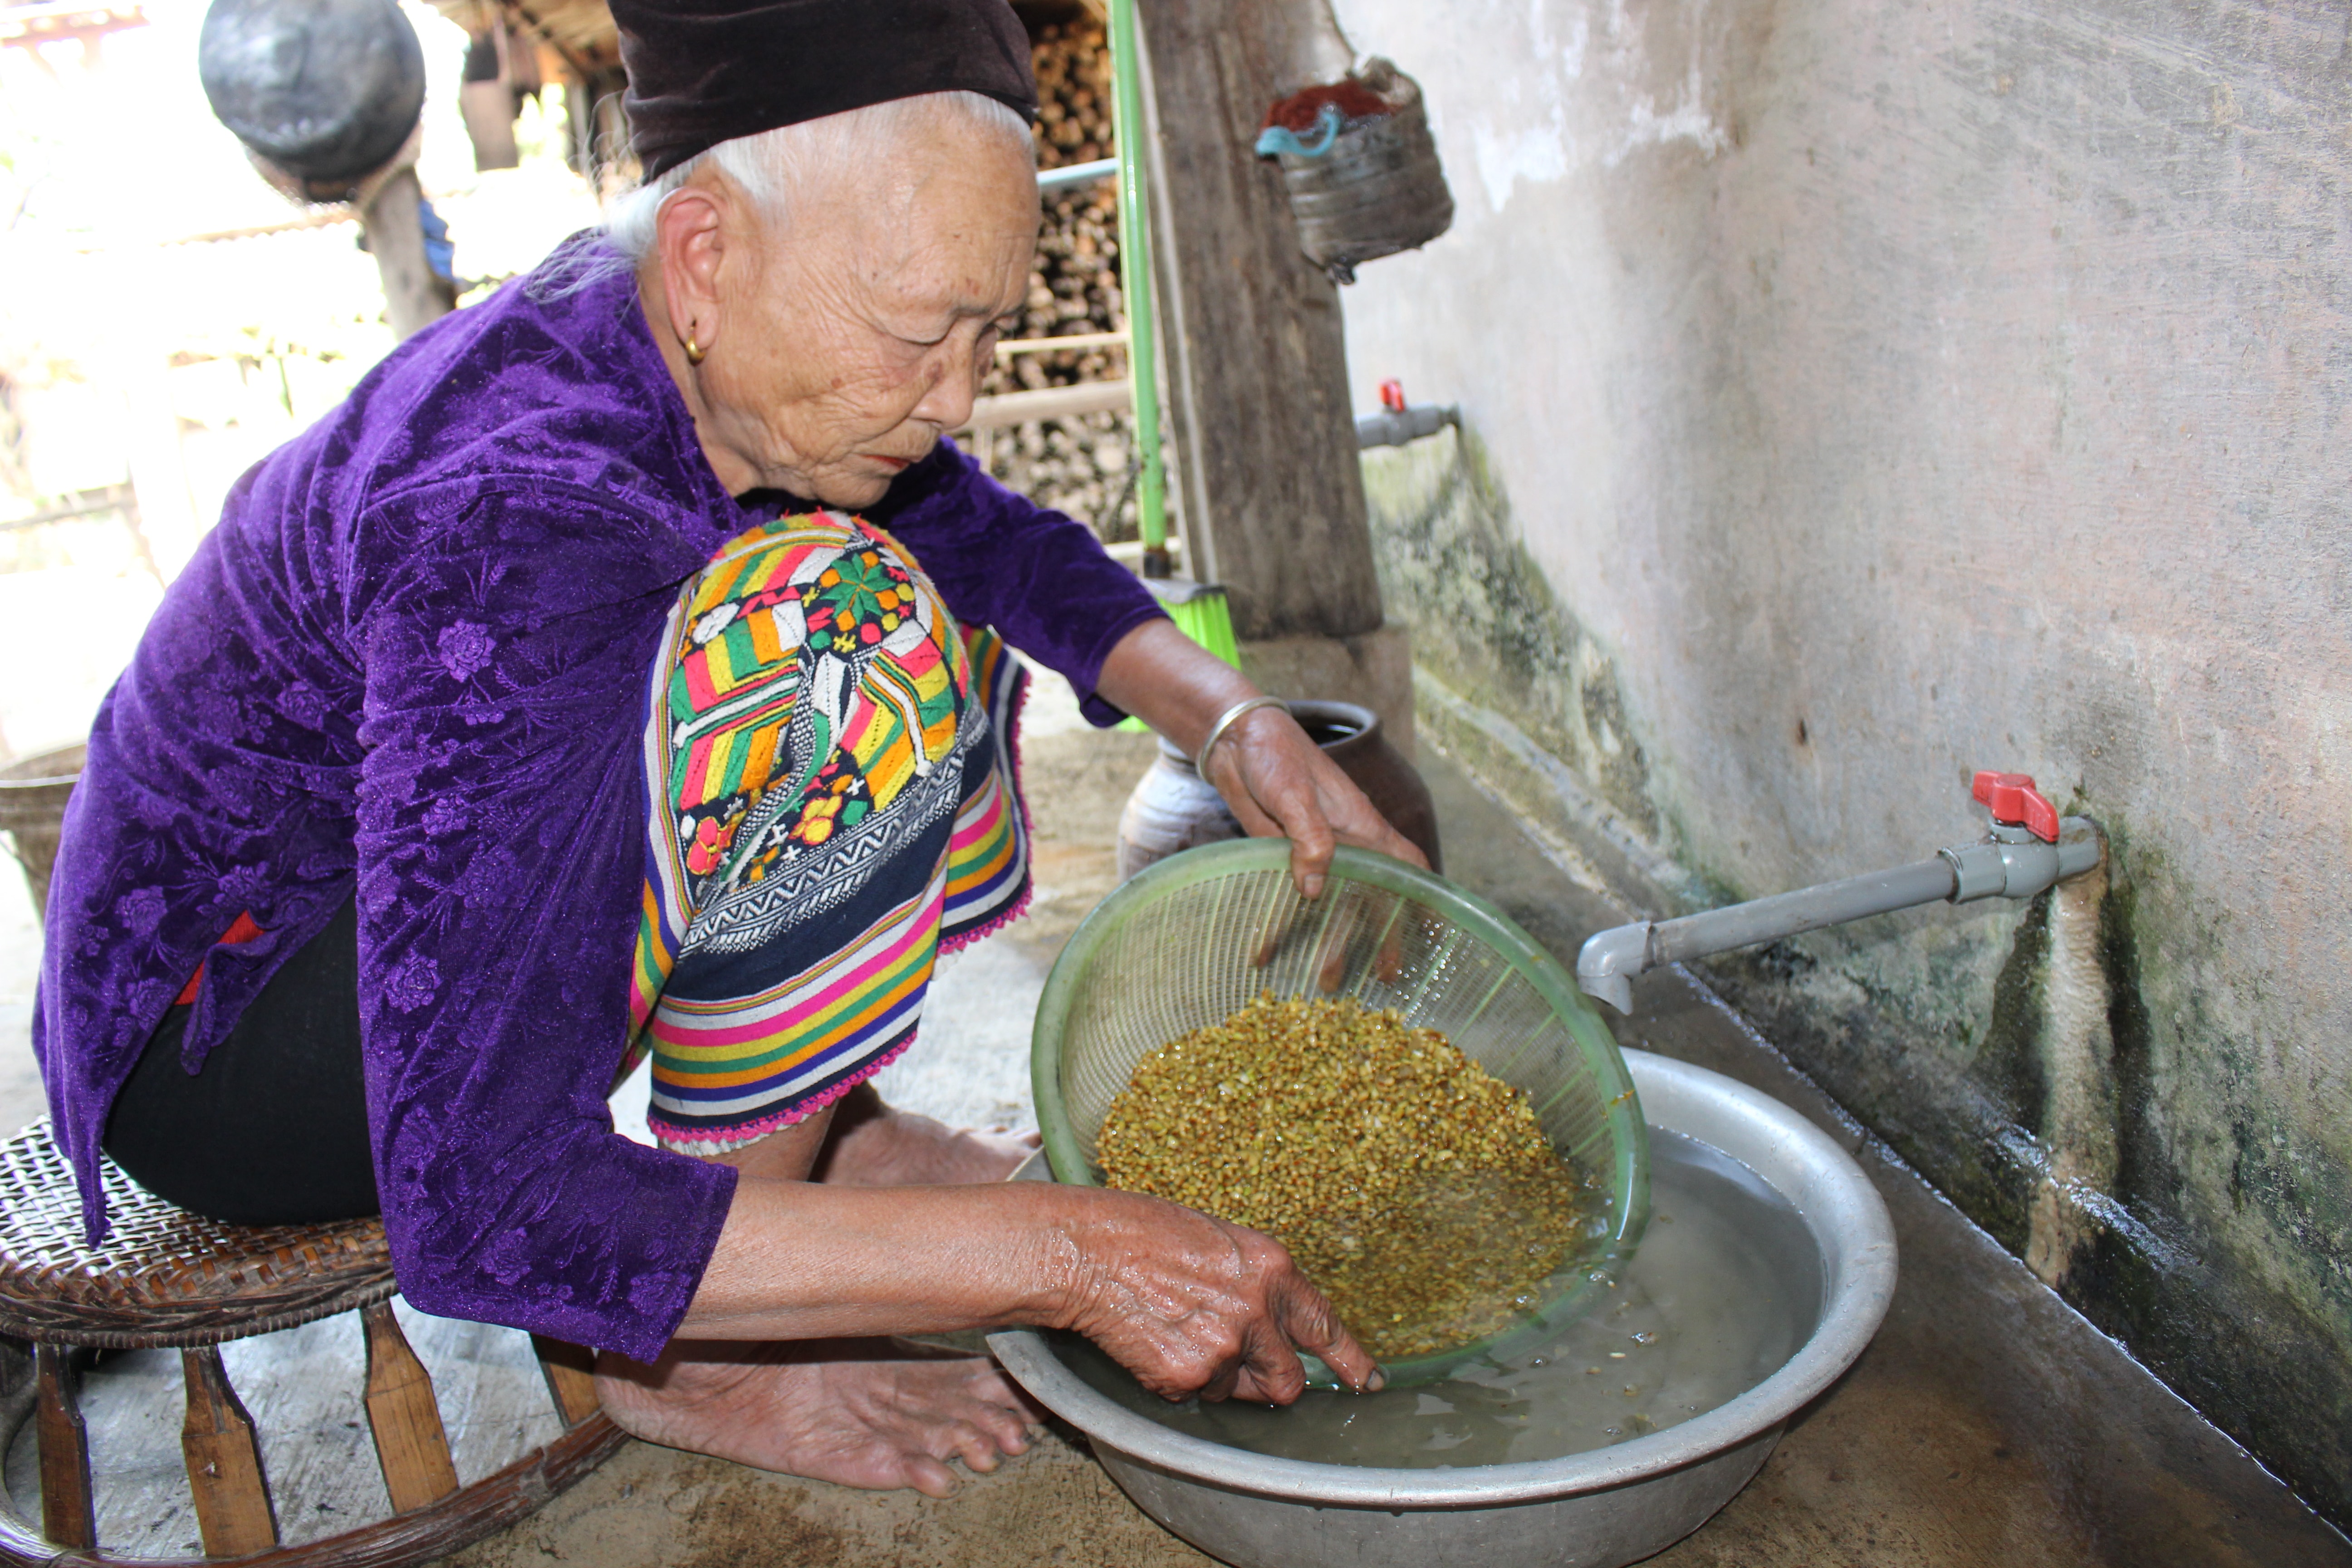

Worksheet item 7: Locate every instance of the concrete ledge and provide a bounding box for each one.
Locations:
[1411,664,1708,915]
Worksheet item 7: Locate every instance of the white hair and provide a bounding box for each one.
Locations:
[603,90,1035,265]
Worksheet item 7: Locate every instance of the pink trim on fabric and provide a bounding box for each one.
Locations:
[941,885,1033,957]
[647,895,941,1051]
[647,1032,919,1155]
[646,645,1032,1148]
[942,660,1036,957]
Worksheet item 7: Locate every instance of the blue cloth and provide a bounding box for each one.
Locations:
[417,198,455,284]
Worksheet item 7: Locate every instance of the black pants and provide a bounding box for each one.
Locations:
[102,898,379,1225]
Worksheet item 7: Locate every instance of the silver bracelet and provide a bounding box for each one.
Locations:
[1195,696,1287,779]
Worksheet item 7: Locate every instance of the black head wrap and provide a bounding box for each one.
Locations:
[612,0,1039,181]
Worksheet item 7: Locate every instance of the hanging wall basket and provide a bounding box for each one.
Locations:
[1256,58,1454,285]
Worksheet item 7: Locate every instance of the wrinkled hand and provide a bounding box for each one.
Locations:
[1057,1188,1380,1404]
[1093,620,1426,899]
[1203,705,1428,898]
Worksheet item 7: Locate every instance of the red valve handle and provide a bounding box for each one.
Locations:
[1378,378,1408,413]
[1972,771,2059,843]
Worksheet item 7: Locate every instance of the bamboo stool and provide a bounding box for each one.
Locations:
[0,1119,625,1565]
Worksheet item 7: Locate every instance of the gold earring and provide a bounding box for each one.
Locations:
[684,334,706,366]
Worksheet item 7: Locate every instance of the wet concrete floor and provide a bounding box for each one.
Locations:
[5,677,2346,1564]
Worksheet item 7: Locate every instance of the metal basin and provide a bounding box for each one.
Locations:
[990,1049,1897,1568]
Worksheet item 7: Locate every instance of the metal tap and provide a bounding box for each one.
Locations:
[1576,772,2106,1014]
[1356,377,1459,449]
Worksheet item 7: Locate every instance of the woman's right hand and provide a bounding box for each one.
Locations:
[674,1170,1378,1405]
[1049,1188,1382,1404]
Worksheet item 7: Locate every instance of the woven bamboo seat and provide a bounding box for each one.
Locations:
[0,1120,623,1566]
[0,1126,394,1349]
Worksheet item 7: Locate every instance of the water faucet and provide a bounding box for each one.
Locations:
[1576,772,2106,1014]
[1356,377,1459,449]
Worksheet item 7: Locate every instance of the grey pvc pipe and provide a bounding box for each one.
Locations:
[1648,858,1956,967]
[1356,404,1458,449]
[1576,816,2106,1014]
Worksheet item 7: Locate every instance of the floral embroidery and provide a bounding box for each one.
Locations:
[114,886,167,937]
[279,682,329,728]
[387,952,441,1013]
[436,621,496,680]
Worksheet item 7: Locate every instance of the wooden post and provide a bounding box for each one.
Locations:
[181,1345,278,1556]
[1129,0,1382,645]
[460,83,520,172]
[111,344,198,578]
[362,1302,460,1513]
[359,166,452,343]
[34,1344,93,1550]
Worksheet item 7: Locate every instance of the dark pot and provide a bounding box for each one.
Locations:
[1115,701,1441,881]
[199,0,426,186]
[0,745,83,918]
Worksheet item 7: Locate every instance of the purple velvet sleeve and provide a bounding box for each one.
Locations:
[351,482,735,1360]
[868,440,1166,726]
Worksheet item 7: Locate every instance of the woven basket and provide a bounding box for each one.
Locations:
[0,744,81,916]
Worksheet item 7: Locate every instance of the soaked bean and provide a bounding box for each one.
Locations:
[1097,994,1597,1359]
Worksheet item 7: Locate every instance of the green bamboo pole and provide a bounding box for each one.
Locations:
[1106,0,1170,579]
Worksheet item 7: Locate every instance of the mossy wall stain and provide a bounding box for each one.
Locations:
[1362,423,2352,1524]
[1361,427,1656,841]
[1332,0,2352,1519]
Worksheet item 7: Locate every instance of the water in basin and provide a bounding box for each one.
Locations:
[1056,1128,1822,1467]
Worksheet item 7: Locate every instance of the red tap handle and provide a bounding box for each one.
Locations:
[1378,378,1407,413]
[1972,771,2059,843]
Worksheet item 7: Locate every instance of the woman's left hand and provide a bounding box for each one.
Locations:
[1095,619,1428,897]
[1197,702,1424,897]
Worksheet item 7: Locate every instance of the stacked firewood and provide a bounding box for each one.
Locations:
[972,17,1150,544]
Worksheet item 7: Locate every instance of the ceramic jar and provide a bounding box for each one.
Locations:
[1115,701,1441,881]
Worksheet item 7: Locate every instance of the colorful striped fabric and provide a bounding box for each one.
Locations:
[942,625,1031,949]
[623,511,1031,1153]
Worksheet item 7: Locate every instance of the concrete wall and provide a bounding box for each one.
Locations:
[1324,0,2352,1524]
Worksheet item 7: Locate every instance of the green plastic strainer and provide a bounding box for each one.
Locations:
[1032,838,1649,1386]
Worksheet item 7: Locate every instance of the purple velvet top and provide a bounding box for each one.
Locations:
[31,242,1164,1360]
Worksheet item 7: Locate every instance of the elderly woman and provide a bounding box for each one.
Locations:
[35,0,1417,1497]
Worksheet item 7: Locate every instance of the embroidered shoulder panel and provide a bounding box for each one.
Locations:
[649,512,984,957]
